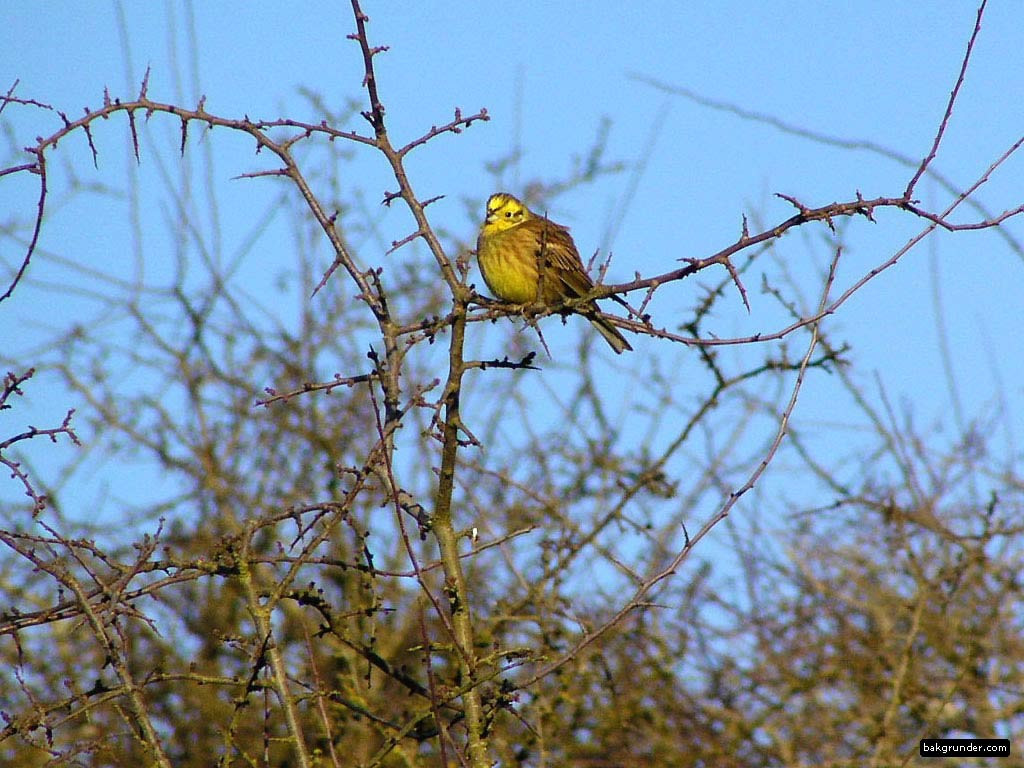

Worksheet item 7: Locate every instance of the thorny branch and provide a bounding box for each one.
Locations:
[1,0,1021,765]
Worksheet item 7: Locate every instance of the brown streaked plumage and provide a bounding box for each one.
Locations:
[476,193,632,354]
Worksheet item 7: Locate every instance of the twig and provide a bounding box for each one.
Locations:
[904,0,988,198]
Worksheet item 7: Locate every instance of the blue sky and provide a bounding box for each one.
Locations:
[2,2,1022,536]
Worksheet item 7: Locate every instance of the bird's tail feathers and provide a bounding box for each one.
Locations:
[589,315,633,354]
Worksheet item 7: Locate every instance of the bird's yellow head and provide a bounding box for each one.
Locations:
[482,193,532,234]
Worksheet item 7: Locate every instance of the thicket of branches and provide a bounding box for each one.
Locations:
[2,2,1022,766]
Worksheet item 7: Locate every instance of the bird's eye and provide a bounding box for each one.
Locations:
[505,211,513,218]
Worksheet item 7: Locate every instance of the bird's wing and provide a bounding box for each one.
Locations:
[532,219,596,298]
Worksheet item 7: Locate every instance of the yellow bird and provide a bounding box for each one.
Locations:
[476,193,632,354]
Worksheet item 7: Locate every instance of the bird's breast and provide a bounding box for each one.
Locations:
[478,228,540,303]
